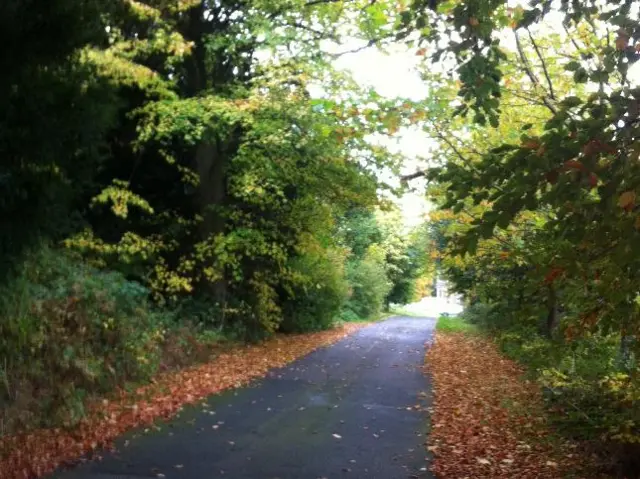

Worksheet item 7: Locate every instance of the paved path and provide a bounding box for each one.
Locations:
[53,317,435,479]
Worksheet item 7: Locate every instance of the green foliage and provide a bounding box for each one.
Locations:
[407,2,640,472]
[280,249,349,333]
[0,0,435,438]
[337,208,431,318]
[339,308,365,323]
[0,246,172,430]
[344,245,393,320]
[437,315,478,334]
[0,0,117,276]
[338,209,383,259]
[460,301,640,474]
[382,217,429,306]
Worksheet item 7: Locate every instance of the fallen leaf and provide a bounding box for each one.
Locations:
[425,332,597,478]
[0,324,366,478]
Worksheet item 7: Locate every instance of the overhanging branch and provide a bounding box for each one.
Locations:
[526,28,556,101]
[514,30,557,114]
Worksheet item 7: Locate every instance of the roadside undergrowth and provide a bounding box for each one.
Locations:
[1,323,366,479]
[425,330,601,478]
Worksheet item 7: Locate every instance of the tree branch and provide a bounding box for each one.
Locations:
[526,28,556,100]
[329,38,384,58]
[562,24,583,57]
[514,30,557,114]
[305,0,343,7]
[288,21,338,41]
[401,170,427,182]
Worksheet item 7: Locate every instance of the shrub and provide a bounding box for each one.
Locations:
[469,301,640,475]
[0,246,172,431]
[342,245,392,320]
[338,308,363,323]
[280,248,349,333]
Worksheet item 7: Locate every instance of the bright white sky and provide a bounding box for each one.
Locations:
[331,10,640,229]
[333,43,434,228]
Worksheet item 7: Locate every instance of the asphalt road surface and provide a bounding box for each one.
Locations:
[52,316,436,479]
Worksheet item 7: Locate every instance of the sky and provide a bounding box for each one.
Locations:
[330,9,640,229]
[333,43,434,228]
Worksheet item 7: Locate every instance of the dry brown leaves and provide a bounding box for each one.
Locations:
[425,332,596,479]
[0,323,365,479]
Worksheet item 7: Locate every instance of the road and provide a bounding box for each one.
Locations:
[52,317,435,479]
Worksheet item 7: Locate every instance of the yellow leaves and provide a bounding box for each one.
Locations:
[409,110,426,123]
[383,114,401,135]
[125,0,161,21]
[82,48,176,99]
[618,191,636,211]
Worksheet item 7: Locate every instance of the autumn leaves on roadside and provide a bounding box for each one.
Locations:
[425,331,596,479]
[0,324,365,479]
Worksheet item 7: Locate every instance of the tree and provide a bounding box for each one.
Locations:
[400,0,640,341]
[0,0,117,277]
[61,0,416,335]
[398,2,640,465]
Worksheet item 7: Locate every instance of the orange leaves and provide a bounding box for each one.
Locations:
[618,191,636,212]
[616,29,630,51]
[0,324,365,479]
[544,267,564,285]
[544,170,559,185]
[545,160,598,189]
[425,333,592,478]
[562,159,587,172]
[521,138,540,150]
[582,139,615,157]
[579,310,600,330]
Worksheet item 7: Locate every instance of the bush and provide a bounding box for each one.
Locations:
[280,249,349,333]
[0,246,173,431]
[342,245,392,320]
[468,301,640,475]
[339,308,363,323]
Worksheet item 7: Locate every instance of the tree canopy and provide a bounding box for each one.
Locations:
[3,0,640,474]
[400,0,640,470]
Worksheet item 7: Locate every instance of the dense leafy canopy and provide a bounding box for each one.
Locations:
[6,0,640,475]
[0,0,431,445]
[402,0,640,473]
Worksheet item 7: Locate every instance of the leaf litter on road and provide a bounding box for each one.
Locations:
[424,332,601,478]
[0,323,365,479]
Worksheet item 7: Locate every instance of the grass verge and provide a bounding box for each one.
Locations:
[436,314,479,334]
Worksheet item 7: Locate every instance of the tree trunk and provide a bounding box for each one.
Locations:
[545,284,558,338]
[195,140,227,306]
